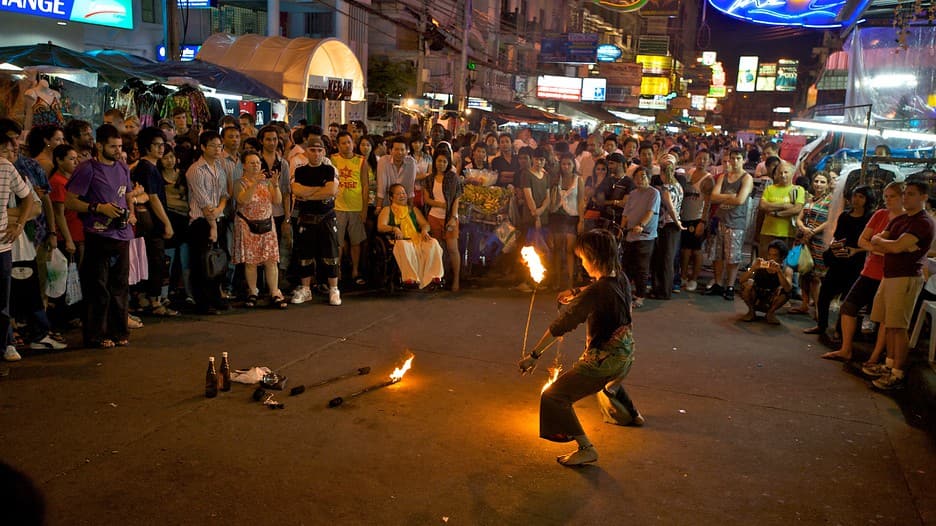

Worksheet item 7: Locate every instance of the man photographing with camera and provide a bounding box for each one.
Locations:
[739,239,793,325]
[65,124,137,349]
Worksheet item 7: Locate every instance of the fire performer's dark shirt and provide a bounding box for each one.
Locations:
[549,275,633,351]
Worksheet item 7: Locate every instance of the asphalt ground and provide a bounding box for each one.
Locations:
[2,286,935,525]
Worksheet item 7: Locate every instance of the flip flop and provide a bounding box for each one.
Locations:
[820,352,849,362]
[354,276,366,286]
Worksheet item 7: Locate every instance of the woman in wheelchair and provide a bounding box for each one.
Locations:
[376,183,444,289]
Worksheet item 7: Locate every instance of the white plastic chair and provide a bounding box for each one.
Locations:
[909,300,936,363]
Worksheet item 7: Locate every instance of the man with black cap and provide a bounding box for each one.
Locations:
[290,137,342,306]
[595,152,635,225]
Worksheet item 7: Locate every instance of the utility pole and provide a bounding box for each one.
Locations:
[415,6,426,97]
[164,0,180,61]
[455,0,472,126]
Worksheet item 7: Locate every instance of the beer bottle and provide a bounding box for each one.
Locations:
[205,356,218,398]
[220,352,231,392]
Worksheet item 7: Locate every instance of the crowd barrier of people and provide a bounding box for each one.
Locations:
[1,112,934,393]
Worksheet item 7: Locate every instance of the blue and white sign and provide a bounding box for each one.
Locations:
[707,0,870,29]
[596,44,623,63]
[176,0,215,8]
[581,78,607,102]
[156,45,201,62]
[0,0,133,29]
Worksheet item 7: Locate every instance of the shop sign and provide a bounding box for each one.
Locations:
[736,56,758,93]
[704,97,718,111]
[156,45,201,62]
[536,75,582,101]
[636,54,673,75]
[690,95,706,110]
[776,59,798,92]
[593,0,649,13]
[581,78,607,102]
[1,0,134,29]
[701,51,717,66]
[467,97,492,111]
[307,76,353,100]
[176,0,216,7]
[599,62,643,87]
[596,45,623,63]
[708,85,727,98]
[707,0,869,29]
[756,62,777,91]
[640,76,670,96]
[638,96,667,110]
[539,33,599,64]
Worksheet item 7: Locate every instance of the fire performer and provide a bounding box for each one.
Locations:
[519,229,644,466]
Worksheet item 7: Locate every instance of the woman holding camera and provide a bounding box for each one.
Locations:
[233,151,285,309]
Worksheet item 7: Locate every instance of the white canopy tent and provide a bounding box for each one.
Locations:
[197,34,365,102]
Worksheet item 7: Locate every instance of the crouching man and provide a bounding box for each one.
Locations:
[740,239,793,324]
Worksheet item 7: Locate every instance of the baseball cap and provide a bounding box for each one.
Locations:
[607,153,626,164]
[307,137,325,149]
[661,153,678,166]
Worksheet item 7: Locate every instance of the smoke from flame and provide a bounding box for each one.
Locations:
[521,246,545,284]
[389,355,414,382]
[541,364,562,393]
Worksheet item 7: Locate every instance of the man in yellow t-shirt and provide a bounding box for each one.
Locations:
[758,161,805,255]
[330,131,369,285]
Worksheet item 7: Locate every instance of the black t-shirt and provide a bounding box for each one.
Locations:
[131,159,167,209]
[549,275,633,350]
[294,163,337,215]
[595,175,635,220]
[490,154,519,187]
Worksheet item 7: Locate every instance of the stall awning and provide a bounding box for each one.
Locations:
[0,43,162,86]
[490,102,571,124]
[558,102,628,124]
[196,34,365,102]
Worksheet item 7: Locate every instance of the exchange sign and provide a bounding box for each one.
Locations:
[1,0,134,29]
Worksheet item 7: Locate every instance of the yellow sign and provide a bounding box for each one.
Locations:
[636,55,674,75]
[640,76,670,96]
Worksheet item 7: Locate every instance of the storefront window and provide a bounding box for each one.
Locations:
[141,0,162,25]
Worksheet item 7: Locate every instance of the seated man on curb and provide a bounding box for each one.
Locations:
[740,239,793,324]
[376,184,444,289]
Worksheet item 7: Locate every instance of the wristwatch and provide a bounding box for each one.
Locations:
[88,202,98,214]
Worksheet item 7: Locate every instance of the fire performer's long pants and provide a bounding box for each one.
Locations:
[539,327,636,442]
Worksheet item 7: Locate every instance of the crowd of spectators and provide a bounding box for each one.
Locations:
[1,111,934,392]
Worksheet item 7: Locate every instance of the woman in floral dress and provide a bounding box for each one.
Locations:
[234,151,286,308]
[792,172,833,315]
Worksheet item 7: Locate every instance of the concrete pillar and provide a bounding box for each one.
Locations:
[267,0,280,37]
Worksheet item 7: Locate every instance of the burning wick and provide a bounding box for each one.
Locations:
[520,247,545,356]
[328,355,415,408]
[541,363,562,393]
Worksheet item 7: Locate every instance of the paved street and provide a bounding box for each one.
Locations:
[2,286,935,525]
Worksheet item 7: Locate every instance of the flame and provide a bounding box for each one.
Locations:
[521,246,546,284]
[541,364,562,393]
[389,355,414,382]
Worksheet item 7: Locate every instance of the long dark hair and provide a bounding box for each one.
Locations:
[431,150,454,177]
[575,229,622,278]
[850,184,877,215]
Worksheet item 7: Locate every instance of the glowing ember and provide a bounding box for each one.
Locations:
[541,364,562,393]
[389,356,414,382]
[521,246,546,284]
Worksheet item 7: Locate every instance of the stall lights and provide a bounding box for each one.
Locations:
[865,74,918,90]
[881,129,936,142]
[790,120,880,137]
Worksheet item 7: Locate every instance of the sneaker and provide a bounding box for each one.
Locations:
[328,287,342,306]
[672,282,681,294]
[861,318,875,334]
[723,286,735,301]
[30,336,67,350]
[3,345,21,361]
[631,412,646,427]
[291,286,312,304]
[685,280,698,292]
[861,363,890,378]
[703,283,724,296]
[872,371,905,390]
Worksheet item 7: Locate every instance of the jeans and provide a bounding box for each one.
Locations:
[81,234,130,345]
[651,223,681,299]
[623,239,654,297]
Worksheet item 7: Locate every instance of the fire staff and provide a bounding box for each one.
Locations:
[519,229,644,467]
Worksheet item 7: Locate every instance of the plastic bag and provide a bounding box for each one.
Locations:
[785,244,802,269]
[45,248,68,298]
[65,260,82,305]
[798,245,815,274]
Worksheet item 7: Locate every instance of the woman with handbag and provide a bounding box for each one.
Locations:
[234,152,285,308]
[790,172,833,315]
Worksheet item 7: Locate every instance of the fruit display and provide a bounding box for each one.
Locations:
[462,184,510,215]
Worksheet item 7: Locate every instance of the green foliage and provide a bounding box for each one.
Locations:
[367,56,417,98]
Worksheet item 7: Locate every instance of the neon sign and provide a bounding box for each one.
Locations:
[707,0,871,29]
[0,0,134,29]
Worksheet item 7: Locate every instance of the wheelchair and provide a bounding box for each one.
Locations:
[365,233,402,293]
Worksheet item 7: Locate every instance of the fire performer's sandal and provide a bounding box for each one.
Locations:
[557,445,598,466]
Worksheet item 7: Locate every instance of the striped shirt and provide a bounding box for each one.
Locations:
[0,158,35,253]
[185,157,230,223]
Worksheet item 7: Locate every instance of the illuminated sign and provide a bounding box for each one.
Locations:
[776,59,798,91]
[640,76,671,96]
[156,45,201,62]
[691,95,706,110]
[581,78,608,102]
[711,61,726,87]
[467,97,492,111]
[1,0,134,29]
[708,86,727,97]
[177,0,217,7]
[773,106,792,113]
[737,56,758,93]
[705,97,718,111]
[772,120,789,128]
[756,63,777,91]
[707,0,872,29]
[594,0,650,13]
[539,33,599,64]
[636,54,674,75]
[638,96,668,110]
[536,75,583,101]
[596,45,623,63]
[701,51,717,66]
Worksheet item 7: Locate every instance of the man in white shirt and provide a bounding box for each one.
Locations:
[0,135,35,361]
[375,136,417,213]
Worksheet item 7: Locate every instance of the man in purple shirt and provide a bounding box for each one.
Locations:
[65,124,135,349]
[868,180,936,390]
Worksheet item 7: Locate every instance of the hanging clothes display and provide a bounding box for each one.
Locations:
[160,84,210,127]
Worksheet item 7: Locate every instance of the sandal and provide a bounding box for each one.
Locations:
[244,294,259,308]
[151,305,180,317]
[93,339,116,349]
[115,339,129,347]
[127,317,144,330]
[271,295,288,309]
[354,276,366,286]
